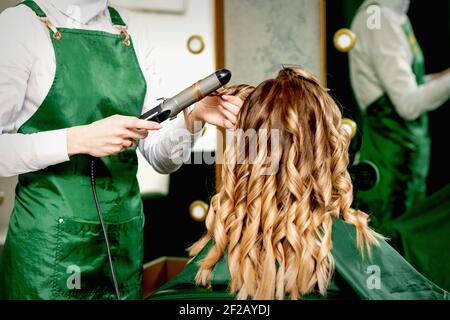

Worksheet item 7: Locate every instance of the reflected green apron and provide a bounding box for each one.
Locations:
[0,1,146,299]
[356,17,430,240]
[149,219,449,300]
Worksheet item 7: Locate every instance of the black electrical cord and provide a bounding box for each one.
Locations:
[89,157,122,300]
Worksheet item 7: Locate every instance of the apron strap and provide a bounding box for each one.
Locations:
[20,1,127,28]
[108,7,126,27]
[19,0,46,18]
[108,7,131,46]
[19,0,62,41]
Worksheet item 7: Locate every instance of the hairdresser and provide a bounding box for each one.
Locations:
[0,0,243,299]
[350,0,450,242]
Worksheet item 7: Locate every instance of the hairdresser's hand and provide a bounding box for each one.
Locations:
[67,115,162,157]
[429,67,450,81]
[184,94,244,133]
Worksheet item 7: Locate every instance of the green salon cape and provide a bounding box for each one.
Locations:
[148,219,449,300]
[0,1,146,299]
[392,184,450,291]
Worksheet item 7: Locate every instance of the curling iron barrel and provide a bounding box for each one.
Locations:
[140,69,232,123]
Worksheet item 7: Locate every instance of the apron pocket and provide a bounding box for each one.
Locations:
[52,214,144,300]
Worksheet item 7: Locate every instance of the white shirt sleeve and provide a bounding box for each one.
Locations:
[138,116,202,174]
[367,8,450,120]
[0,8,69,177]
[127,15,202,174]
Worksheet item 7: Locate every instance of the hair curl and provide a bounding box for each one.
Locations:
[190,67,382,300]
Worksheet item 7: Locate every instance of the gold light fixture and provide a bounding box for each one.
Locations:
[333,28,357,52]
[189,200,209,222]
[341,118,357,139]
[187,35,205,55]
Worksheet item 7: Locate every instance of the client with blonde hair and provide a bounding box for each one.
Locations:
[149,67,448,300]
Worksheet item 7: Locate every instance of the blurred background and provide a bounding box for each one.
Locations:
[327,0,450,196]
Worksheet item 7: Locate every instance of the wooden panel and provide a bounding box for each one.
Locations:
[321,0,327,86]
[142,257,189,298]
[215,0,225,192]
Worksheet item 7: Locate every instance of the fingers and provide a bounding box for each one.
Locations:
[221,100,241,116]
[219,96,243,128]
[223,119,234,130]
[122,138,136,149]
[121,128,149,140]
[130,119,162,131]
[110,139,136,155]
[219,105,237,125]
[221,95,244,107]
[116,115,162,131]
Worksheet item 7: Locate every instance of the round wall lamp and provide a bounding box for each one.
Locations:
[333,28,357,52]
[187,35,205,55]
[341,118,357,139]
[189,200,209,222]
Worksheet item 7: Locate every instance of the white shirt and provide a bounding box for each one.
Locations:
[350,0,450,120]
[0,0,201,177]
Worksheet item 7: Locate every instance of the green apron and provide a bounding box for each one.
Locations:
[356,15,430,241]
[0,1,146,299]
[149,219,449,300]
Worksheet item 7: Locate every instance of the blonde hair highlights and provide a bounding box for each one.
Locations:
[190,68,382,300]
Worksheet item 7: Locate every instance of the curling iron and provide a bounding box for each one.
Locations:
[140,69,232,123]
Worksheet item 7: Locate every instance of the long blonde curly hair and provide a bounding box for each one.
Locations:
[190,67,382,300]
